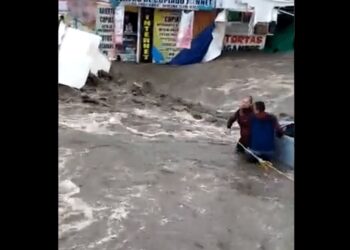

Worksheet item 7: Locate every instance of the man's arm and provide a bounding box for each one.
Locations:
[227,110,239,129]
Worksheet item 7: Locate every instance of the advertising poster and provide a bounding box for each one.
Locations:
[140,8,154,63]
[96,2,116,59]
[152,9,181,64]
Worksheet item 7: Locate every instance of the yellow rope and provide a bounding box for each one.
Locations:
[259,159,294,182]
[238,142,294,182]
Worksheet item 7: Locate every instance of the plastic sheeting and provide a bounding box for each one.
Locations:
[59,27,111,89]
[58,21,66,46]
[89,37,112,75]
[169,23,215,65]
[176,11,194,49]
[202,10,226,62]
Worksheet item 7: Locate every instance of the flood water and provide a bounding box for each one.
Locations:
[59,53,294,250]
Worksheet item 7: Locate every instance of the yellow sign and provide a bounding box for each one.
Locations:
[152,9,181,64]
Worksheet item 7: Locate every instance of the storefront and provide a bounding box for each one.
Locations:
[60,0,294,64]
[60,0,217,64]
[121,0,216,63]
[115,6,139,62]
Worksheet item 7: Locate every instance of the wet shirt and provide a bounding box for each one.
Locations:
[249,112,283,152]
[227,107,253,146]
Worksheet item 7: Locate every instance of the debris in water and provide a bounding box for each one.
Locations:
[191,112,203,120]
[81,95,100,105]
[194,242,204,249]
[97,70,113,81]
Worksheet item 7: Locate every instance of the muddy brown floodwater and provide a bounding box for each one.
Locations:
[59,52,294,250]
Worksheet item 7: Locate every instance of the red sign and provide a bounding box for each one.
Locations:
[224,35,265,46]
[224,35,266,51]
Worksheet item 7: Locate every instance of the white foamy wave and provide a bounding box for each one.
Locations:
[133,108,198,122]
[59,112,128,136]
[59,180,95,239]
[59,148,73,170]
[59,108,239,143]
[216,75,294,113]
[87,185,148,248]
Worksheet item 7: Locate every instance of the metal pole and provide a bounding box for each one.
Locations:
[277,9,294,17]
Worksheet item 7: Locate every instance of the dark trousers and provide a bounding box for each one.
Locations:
[246,151,273,163]
[236,143,245,153]
[236,143,273,163]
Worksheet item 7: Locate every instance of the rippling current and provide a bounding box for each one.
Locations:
[59,53,294,250]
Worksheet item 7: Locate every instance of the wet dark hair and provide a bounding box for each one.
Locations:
[248,96,253,104]
[254,101,265,112]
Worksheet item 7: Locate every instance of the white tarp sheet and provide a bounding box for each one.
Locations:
[89,40,111,75]
[58,21,66,46]
[59,28,111,89]
[176,10,194,49]
[202,10,226,63]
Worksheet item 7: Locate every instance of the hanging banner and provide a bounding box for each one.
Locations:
[140,8,154,63]
[65,0,98,32]
[176,10,194,49]
[96,2,116,60]
[223,34,266,51]
[114,5,124,44]
[121,0,215,10]
[153,9,181,64]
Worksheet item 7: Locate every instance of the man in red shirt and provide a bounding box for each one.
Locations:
[227,96,253,153]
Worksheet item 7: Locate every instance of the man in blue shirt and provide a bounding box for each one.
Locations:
[247,101,284,163]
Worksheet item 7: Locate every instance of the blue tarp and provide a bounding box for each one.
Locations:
[169,23,215,65]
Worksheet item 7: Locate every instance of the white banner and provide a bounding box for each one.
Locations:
[114,5,125,45]
[202,10,226,62]
[176,10,194,49]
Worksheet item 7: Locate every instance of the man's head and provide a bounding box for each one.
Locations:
[240,96,253,109]
[254,101,265,114]
[248,96,253,104]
